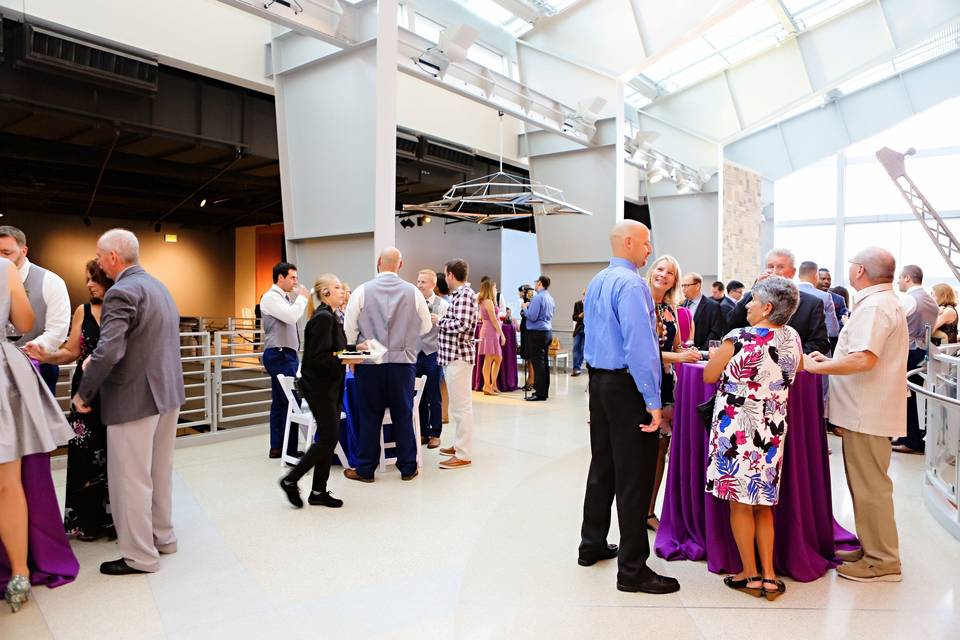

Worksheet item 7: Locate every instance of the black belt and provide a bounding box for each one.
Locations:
[587,366,629,376]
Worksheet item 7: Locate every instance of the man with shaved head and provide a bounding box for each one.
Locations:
[577,220,679,595]
[343,247,432,482]
[804,247,907,583]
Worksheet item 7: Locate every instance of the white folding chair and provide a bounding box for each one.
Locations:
[378,375,427,472]
[277,375,350,469]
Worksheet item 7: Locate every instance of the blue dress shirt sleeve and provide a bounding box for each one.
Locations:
[619,281,663,410]
[526,293,543,324]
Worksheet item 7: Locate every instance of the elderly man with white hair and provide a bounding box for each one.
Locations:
[804,247,908,583]
[727,248,830,355]
[73,229,185,575]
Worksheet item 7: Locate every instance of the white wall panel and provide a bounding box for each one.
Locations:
[1,0,273,92]
[396,74,523,161]
[643,75,741,140]
[726,40,812,125]
[636,113,721,170]
[723,126,793,178]
[880,0,960,48]
[522,0,644,76]
[797,2,893,91]
[517,45,620,119]
[779,103,848,169]
[837,78,912,141]
[628,0,740,59]
[901,49,960,112]
[647,192,719,280]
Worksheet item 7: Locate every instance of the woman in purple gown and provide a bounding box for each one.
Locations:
[0,257,78,613]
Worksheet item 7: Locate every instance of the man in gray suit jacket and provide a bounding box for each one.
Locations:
[73,228,185,575]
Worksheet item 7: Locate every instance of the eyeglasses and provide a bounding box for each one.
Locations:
[680,283,696,288]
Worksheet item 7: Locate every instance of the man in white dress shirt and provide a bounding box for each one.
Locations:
[0,225,70,395]
[259,261,309,459]
[415,269,449,449]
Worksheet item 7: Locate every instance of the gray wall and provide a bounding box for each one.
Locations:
[648,192,720,282]
[394,217,502,287]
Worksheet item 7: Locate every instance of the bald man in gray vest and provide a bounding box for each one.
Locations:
[0,226,70,395]
[342,248,432,481]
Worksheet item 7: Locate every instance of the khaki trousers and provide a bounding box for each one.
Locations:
[840,430,901,570]
[445,360,474,461]
[107,411,179,572]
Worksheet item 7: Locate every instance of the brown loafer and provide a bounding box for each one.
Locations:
[401,470,419,481]
[892,444,923,455]
[439,446,455,456]
[427,437,441,449]
[343,468,374,483]
[439,456,472,469]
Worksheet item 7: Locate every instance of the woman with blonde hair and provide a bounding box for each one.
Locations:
[477,279,507,395]
[932,283,958,345]
[280,273,365,509]
[644,255,701,531]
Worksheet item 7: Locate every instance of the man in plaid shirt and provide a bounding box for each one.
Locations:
[437,259,478,469]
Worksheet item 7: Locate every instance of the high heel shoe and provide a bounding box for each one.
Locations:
[761,578,786,601]
[723,575,764,598]
[5,574,30,613]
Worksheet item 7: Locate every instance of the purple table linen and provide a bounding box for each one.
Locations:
[0,453,79,591]
[472,322,519,392]
[655,362,859,582]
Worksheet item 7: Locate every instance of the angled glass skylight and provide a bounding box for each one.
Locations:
[784,0,869,30]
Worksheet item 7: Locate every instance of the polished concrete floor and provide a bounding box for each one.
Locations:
[3,374,959,639]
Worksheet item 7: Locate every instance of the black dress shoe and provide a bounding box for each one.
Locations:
[279,478,303,508]
[268,448,281,459]
[401,470,419,481]
[578,543,619,566]
[617,573,680,594]
[100,559,150,576]
[525,394,547,402]
[308,490,343,508]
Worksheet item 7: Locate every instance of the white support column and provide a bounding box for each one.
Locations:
[272,1,398,286]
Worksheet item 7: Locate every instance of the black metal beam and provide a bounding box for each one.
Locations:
[84,129,119,218]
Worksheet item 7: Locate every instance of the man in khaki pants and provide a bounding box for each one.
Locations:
[804,246,907,582]
[74,229,185,575]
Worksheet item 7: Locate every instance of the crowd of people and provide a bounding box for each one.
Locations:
[1,216,956,615]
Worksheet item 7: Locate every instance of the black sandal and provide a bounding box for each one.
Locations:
[723,575,764,597]
[761,578,786,601]
[645,514,659,532]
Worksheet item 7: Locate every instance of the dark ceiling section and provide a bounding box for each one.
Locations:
[395,127,536,233]
[0,19,282,230]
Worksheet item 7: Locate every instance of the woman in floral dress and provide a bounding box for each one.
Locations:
[29,260,115,540]
[703,276,802,600]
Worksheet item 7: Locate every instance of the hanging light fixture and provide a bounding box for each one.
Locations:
[401,112,593,224]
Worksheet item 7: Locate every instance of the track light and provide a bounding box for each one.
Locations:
[400,218,415,229]
[647,157,669,184]
[562,96,608,140]
[199,198,207,208]
[422,215,431,224]
[415,24,478,79]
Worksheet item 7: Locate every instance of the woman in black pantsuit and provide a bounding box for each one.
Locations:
[279,273,363,508]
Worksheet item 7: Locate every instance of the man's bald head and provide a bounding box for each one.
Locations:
[849,246,896,290]
[610,220,653,268]
[378,247,403,273]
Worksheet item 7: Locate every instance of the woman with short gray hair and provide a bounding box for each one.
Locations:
[702,275,803,601]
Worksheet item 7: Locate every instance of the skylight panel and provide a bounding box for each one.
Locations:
[462,0,518,26]
[785,0,867,30]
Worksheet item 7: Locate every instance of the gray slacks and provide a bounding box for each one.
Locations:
[107,411,179,572]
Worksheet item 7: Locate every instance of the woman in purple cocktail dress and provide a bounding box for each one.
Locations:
[0,256,77,613]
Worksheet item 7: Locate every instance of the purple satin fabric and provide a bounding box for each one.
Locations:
[0,453,79,591]
[655,362,859,582]
[472,322,519,392]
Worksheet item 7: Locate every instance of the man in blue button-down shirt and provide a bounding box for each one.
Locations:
[524,274,556,401]
[577,220,680,596]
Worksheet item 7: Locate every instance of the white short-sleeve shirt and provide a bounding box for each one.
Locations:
[829,283,909,438]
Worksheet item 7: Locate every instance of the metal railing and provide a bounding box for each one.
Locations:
[910,340,960,541]
[53,328,276,447]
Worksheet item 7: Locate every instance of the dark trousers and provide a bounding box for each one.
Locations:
[572,331,585,371]
[580,369,659,586]
[526,329,552,398]
[354,363,417,478]
[285,373,343,493]
[263,347,300,453]
[39,363,60,397]
[416,351,442,439]
[899,348,927,452]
